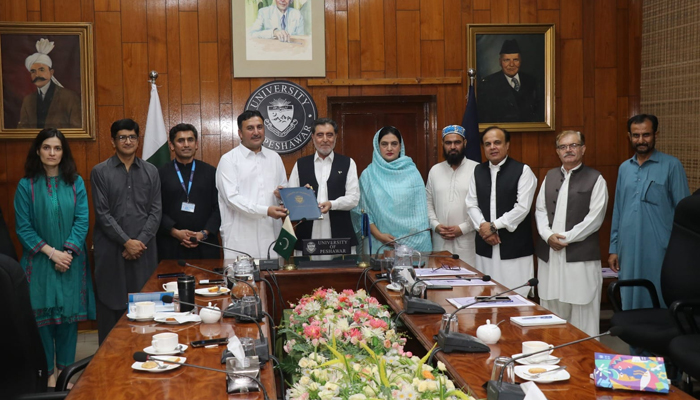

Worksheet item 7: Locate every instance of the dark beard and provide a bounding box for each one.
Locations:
[444,148,465,166]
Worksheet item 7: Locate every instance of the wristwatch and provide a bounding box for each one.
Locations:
[489,222,497,234]
[200,230,209,241]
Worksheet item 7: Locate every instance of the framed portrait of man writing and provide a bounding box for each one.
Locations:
[467,24,555,132]
[0,22,95,140]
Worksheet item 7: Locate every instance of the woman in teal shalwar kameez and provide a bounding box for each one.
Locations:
[14,128,95,385]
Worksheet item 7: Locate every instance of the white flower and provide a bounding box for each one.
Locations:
[417,381,428,393]
[427,381,438,391]
[299,376,311,386]
[445,380,455,390]
[299,358,310,368]
[318,389,335,400]
[308,382,320,391]
[437,361,446,371]
[348,394,367,400]
[324,382,339,391]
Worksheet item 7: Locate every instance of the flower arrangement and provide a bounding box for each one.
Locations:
[281,288,475,400]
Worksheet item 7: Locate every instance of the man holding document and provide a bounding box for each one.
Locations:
[286,118,359,256]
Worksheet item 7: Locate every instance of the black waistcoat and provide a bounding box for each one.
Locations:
[36,83,56,129]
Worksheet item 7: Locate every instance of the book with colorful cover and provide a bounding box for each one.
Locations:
[594,352,670,393]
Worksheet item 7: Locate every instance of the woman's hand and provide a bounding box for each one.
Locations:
[375,232,396,244]
[53,251,73,272]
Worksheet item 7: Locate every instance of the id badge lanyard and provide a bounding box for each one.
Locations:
[174,159,195,203]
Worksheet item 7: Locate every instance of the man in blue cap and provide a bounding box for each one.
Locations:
[478,39,543,123]
[426,125,479,266]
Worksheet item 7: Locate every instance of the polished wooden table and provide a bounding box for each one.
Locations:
[367,256,693,400]
[66,259,277,400]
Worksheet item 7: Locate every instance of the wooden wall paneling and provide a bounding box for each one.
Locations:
[28,12,40,21]
[537,9,560,103]
[444,70,465,127]
[508,127,523,162]
[593,68,618,163]
[561,39,583,127]
[593,0,616,68]
[615,7,629,97]
[121,0,147,42]
[325,0,337,73]
[336,0,348,12]
[55,0,81,22]
[178,0,197,12]
[179,11,200,105]
[489,0,509,23]
[230,78,250,118]
[96,106,124,161]
[583,97,596,165]
[508,0,520,23]
[461,0,473,23]
[94,0,119,12]
[617,96,631,164]
[216,0,231,103]
[421,41,445,78]
[334,11,349,97]
[181,104,201,137]
[39,0,54,21]
[473,10,491,23]
[0,142,6,183]
[147,0,168,74]
[348,41,361,96]
[383,0,397,78]
[200,133,220,167]
[27,0,40,12]
[95,12,124,106]
[560,0,582,39]
[396,11,420,78]
[397,0,419,10]
[4,142,25,185]
[627,0,641,98]
[197,0,216,42]
[444,0,462,70]
[538,130,559,168]
[519,0,538,23]
[419,0,443,40]
[360,72,386,96]
[520,132,539,169]
[473,0,491,10]
[347,0,360,41]
[166,0,182,124]
[199,42,219,135]
[156,74,170,128]
[582,0,594,98]
[537,0,559,9]
[81,0,95,22]
[71,141,87,179]
[219,103,234,158]
[359,0,385,72]
[122,43,149,125]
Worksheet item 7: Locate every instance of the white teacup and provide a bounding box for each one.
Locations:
[152,332,179,353]
[135,301,155,319]
[162,281,179,294]
[522,341,553,363]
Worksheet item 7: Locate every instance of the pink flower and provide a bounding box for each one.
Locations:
[369,319,388,329]
[303,325,322,339]
[405,351,413,357]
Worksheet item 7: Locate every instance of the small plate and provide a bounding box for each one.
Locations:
[195,287,231,297]
[143,344,188,355]
[127,313,154,322]
[514,365,570,383]
[512,353,559,365]
[154,313,198,325]
[132,356,186,373]
[386,283,403,292]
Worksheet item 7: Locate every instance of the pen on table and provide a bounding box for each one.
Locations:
[520,315,554,320]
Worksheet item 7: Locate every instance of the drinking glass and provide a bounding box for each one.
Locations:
[490,356,515,384]
[441,313,459,333]
[241,296,259,319]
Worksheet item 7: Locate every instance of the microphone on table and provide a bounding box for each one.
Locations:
[486,327,623,400]
[260,239,281,271]
[370,228,432,270]
[132,352,270,400]
[423,254,460,259]
[401,274,491,315]
[161,295,269,363]
[190,237,265,281]
[437,278,539,353]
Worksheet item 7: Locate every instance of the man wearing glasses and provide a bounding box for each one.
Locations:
[90,118,162,343]
[534,131,608,336]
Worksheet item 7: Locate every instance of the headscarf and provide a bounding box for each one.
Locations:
[352,129,432,253]
[24,38,64,88]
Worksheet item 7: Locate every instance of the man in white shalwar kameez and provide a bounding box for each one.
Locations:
[216,110,288,259]
[534,130,608,336]
[466,127,537,297]
[426,125,479,266]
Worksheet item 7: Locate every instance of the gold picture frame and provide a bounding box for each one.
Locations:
[467,23,555,132]
[0,22,95,140]
[232,0,325,78]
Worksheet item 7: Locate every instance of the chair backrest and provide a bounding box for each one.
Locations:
[0,254,48,398]
[661,194,700,306]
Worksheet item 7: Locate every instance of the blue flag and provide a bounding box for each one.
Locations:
[461,84,482,163]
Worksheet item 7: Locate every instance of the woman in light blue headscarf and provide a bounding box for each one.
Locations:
[353,126,432,253]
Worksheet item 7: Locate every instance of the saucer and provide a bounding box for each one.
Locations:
[195,287,231,297]
[127,313,154,322]
[132,356,186,373]
[386,283,403,292]
[143,343,188,355]
[514,364,570,383]
[512,353,559,365]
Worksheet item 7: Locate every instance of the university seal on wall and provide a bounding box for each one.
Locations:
[245,80,317,154]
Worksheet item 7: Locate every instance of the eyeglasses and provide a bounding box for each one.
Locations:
[117,135,139,142]
[431,263,461,272]
[556,143,582,151]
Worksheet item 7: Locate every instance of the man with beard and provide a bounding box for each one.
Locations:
[609,114,689,310]
[286,118,359,258]
[426,125,479,266]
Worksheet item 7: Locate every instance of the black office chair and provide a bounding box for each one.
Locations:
[668,299,700,393]
[608,194,700,357]
[0,254,93,400]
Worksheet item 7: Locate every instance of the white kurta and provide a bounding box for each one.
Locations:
[216,145,288,259]
[534,165,608,336]
[288,151,360,257]
[426,158,479,267]
[465,157,537,297]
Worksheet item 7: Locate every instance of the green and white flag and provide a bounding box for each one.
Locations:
[143,82,169,167]
[273,216,297,260]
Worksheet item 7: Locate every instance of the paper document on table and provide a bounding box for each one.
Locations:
[415,267,477,278]
[510,314,567,326]
[424,278,495,287]
[601,268,618,278]
[447,295,535,309]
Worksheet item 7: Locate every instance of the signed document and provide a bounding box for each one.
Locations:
[279,187,322,221]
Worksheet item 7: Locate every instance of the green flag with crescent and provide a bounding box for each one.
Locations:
[273,216,297,259]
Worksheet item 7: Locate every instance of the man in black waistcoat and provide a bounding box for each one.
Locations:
[287,118,360,257]
[465,126,537,296]
[534,130,608,336]
[157,123,221,260]
[477,39,544,123]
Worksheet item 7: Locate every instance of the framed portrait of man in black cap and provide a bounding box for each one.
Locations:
[467,24,555,132]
